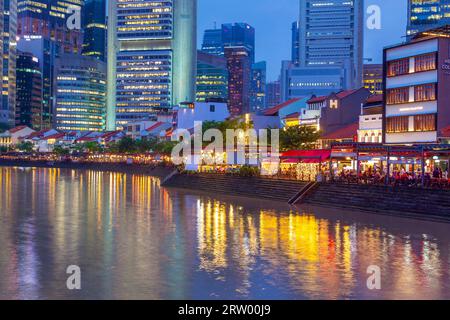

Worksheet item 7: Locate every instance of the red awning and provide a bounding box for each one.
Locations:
[280,149,331,163]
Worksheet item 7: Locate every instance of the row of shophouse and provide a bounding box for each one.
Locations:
[262,26,450,149]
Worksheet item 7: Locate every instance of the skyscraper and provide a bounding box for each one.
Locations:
[17,0,83,53]
[266,81,281,109]
[298,0,363,88]
[16,0,84,128]
[407,0,450,37]
[201,28,223,56]
[54,53,107,132]
[197,51,228,102]
[225,46,251,116]
[291,21,300,66]
[250,61,267,112]
[222,23,255,63]
[363,64,383,95]
[15,51,43,129]
[1,0,17,126]
[201,23,256,61]
[82,0,107,61]
[107,0,197,130]
[281,0,364,100]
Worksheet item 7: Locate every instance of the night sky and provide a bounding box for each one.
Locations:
[198,0,408,81]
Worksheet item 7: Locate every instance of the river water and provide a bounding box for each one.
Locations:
[0,167,449,300]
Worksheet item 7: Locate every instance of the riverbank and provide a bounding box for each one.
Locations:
[162,173,450,223]
[0,159,175,178]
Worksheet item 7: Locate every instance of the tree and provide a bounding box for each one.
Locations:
[84,141,103,154]
[15,141,34,153]
[279,126,321,152]
[154,141,178,155]
[53,145,70,156]
[135,137,157,153]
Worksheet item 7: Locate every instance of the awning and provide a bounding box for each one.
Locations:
[280,149,331,163]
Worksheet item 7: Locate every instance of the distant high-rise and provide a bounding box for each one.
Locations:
[363,64,383,95]
[291,21,300,65]
[17,37,59,129]
[407,0,450,37]
[250,61,267,112]
[54,54,107,132]
[17,0,83,53]
[197,51,228,102]
[281,0,364,100]
[1,0,17,126]
[15,51,43,129]
[201,23,255,62]
[266,81,281,109]
[82,0,106,61]
[201,28,223,56]
[107,0,197,130]
[222,23,255,63]
[225,46,251,116]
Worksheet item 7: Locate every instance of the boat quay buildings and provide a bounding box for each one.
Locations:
[383,26,450,145]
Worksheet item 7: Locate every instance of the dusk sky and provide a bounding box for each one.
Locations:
[198,0,408,81]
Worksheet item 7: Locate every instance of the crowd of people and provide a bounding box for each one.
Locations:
[329,166,450,189]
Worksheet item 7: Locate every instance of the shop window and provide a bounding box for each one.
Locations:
[414,83,436,102]
[387,58,409,77]
[414,114,436,132]
[415,53,436,72]
[387,87,409,105]
[386,116,409,133]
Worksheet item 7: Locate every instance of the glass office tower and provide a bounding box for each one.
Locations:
[407,0,450,37]
[83,0,107,61]
[107,0,197,129]
[1,0,17,126]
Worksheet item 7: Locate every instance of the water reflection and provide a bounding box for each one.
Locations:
[0,167,449,299]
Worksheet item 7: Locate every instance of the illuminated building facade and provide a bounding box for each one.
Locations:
[266,80,281,109]
[250,61,266,112]
[17,37,60,129]
[225,46,251,116]
[383,28,450,144]
[281,0,363,100]
[201,28,223,56]
[1,0,17,126]
[291,21,300,66]
[196,51,228,102]
[82,0,106,61]
[407,0,450,37]
[15,51,43,129]
[107,0,197,130]
[54,53,106,132]
[17,0,83,53]
[363,64,383,95]
[201,23,255,62]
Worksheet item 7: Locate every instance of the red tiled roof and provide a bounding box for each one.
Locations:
[42,133,65,140]
[307,95,327,104]
[336,89,357,99]
[146,122,164,132]
[25,129,51,139]
[76,136,97,142]
[283,112,300,119]
[321,122,359,140]
[263,98,301,116]
[9,126,29,134]
[365,94,383,104]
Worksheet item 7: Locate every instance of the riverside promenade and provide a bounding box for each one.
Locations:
[162,173,450,223]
